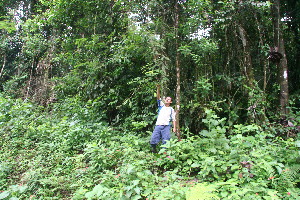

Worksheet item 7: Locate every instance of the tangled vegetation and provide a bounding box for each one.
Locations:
[0,95,299,199]
[1,0,300,199]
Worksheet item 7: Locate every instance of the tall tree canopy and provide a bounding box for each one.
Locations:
[0,0,299,132]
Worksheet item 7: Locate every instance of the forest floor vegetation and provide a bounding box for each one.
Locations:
[0,95,299,200]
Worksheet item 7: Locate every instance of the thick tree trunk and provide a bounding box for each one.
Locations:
[271,0,289,117]
[278,41,289,116]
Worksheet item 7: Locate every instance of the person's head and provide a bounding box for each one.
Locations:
[164,96,172,106]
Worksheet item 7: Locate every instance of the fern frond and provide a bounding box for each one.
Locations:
[276,164,300,190]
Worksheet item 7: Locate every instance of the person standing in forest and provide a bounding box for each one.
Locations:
[150,85,176,153]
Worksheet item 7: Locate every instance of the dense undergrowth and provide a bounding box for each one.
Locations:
[0,95,300,200]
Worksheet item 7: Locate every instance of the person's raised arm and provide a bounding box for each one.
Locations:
[156,84,161,100]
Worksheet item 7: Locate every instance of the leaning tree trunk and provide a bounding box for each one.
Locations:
[271,0,289,117]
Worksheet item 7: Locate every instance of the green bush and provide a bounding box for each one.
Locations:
[0,97,299,199]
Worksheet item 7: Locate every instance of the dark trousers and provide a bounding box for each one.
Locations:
[150,125,171,145]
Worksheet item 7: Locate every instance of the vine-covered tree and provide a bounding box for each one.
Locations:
[0,0,299,132]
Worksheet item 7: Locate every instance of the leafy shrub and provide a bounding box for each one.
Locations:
[0,97,299,199]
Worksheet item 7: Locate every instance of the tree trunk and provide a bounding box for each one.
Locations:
[271,0,289,117]
[0,54,6,79]
[254,12,268,92]
[174,0,181,140]
[237,24,254,88]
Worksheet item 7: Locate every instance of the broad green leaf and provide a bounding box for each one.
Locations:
[191,163,200,168]
[295,140,300,147]
[0,191,10,200]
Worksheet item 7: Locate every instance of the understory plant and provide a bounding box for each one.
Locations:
[0,96,299,199]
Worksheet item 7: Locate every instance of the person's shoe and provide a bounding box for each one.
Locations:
[151,144,157,153]
[151,148,157,153]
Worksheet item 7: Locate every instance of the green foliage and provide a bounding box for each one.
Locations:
[0,96,300,199]
[186,182,220,200]
[0,0,300,199]
[0,184,28,200]
[1,0,299,136]
[0,18,16,33]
